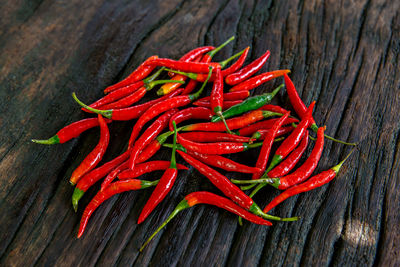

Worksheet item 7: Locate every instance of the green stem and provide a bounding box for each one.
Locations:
[170,122,178,169]
[218,47,246,69]
[140,199,190,252]
[207,36,235,58]
[143,67,165,83]
[188,67,213,101]
[31,135,60,145]
[164,68,197,80]
[72,93,113,119]
[332,148,355,173]
[72,187,85,212]
[249,203,299,222]
[249,183,267,198]
[163,143,186,152]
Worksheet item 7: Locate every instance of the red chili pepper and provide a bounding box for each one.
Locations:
[250,126,295,141]
[144,58,219,73]
[263,150,353,213]
[177,133,258,155]
[100,160,129,191]
[118,161,188,180]
[225,50,270,85]
[136,131,174,162]
[267,133,309,178]
[196,90,250,102]
[77,179,158,238]
[221,46,250,77]
[284,74,356,146]
[235,117,298,136]
[210,66,232,133]
[229,70,290,92]
[252,112,290,180]
[137,121,180,224]
[266,102,315,173]
[168,107,213,132]
[160,39,233,96]
[181,110,282,132]
[127,68,212,146]
[72,150,130,211]
[70,115,110,185]
[165,143,262,173]
[31,117,111,145]
[181,79,198,95]
[104,55,159,94]
[72,89,182,121]
[100,80,184,110]
[128,109,178,168]
[91,67,165,109]
[179,132,250,143]
[193,99,243,110]
[179,46,215,62]
[140,191,273,251]
[260,104,290,114]
[267,126,325,189]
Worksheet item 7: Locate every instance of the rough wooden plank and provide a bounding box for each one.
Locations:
[0,0,399,266]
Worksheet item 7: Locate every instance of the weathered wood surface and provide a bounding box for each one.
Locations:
[0,0,399,266]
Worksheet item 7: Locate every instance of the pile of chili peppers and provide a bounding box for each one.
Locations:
[32,36,355,251]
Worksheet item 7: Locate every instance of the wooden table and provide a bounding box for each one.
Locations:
[1,0,399,266]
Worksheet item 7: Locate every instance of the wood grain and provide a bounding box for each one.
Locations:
[0,0,399,266]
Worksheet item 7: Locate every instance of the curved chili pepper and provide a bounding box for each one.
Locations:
[265,102,315,173]
[210,66,232,133]
[181,79,198,95]
[179,46,215,62]
[127,68,212,146]
[72,89,182,121]
[263,150,353,213]
[165,144,260,173]
[137,121,180,224]
[100,79,184,110]
[260,104,290,114]
[252,112,290,180]
[164,47,247,83]
[77,179,158,238]
[196,90,250,102]
[100,160,129,191]
[91,67,164,109]
[168,107,213,132]
[179,132,250,143]
[212,84,282,122]
[181,110,282,132]
[159,38,233,96]
[139,191,273,251]
[221,46,250,77]
[118,161,188,180]
[229,70,290,92]
[267,126,325,189]
[144,58,219,73]
[284,74,356,146]
[177,133,260,155]
[32,117,111,145]
[128,109,178,169]
[193,99,243,110]
[250,126,294,141]
[225,50,270,85]
[235,117,298,136]
[267,133,309,178]
[72,150,130,211]
[70,115,110,185]
[104,55,159,94]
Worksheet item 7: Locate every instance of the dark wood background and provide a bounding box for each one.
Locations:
[1,0,399,266]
